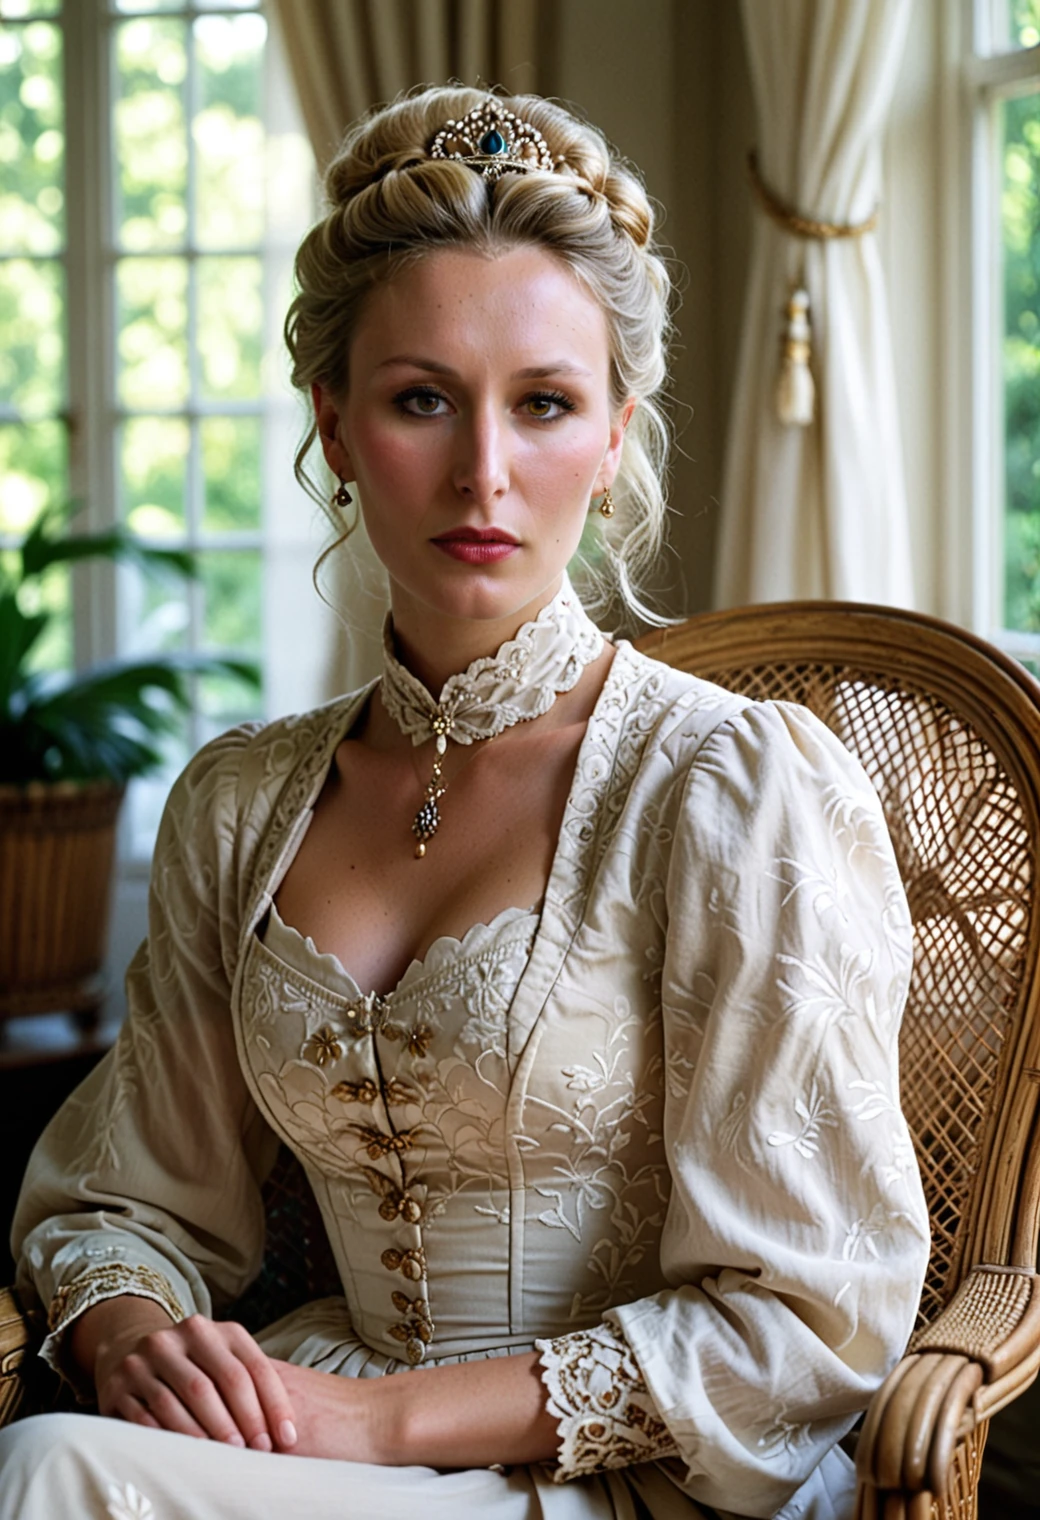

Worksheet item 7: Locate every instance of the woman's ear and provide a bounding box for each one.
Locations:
[311,382,354,481]
[594,397,637,495]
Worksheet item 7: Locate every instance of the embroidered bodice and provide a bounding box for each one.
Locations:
[248,902,545,1364]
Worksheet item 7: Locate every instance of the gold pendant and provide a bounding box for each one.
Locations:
[412,727,449,859]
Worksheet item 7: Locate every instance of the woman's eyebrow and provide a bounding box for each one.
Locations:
[375,355,593,379]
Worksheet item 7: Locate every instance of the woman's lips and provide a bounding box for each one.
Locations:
[431,528,519,564]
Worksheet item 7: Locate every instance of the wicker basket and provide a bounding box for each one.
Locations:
[0,781,125,1021]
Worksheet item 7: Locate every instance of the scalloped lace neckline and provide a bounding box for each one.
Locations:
[263,898,541,1001]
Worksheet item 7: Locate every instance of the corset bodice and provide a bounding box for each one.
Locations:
[236,899,670,1367]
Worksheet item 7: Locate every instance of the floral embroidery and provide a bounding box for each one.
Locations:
[305,1025,344,1067]
[536,1318,678,1482]
[384,1077,419,1106]
[387,1021,435,1059]
[107,1482,155,1520]
[757,1408,816,1460]
[353,1125,422,1160]
[49,1262,184,1335]
[361,1168,424,1223]
[330,1077,379,1104]
[767,1081,838,1160]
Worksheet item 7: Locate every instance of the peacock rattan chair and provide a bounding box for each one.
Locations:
[2,600,1040,1519]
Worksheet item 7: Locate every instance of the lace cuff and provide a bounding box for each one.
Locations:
[535,1317,679,1483]
[43,1262,187,1402]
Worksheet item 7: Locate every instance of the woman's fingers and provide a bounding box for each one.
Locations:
[224,1326,298,1450]
[113,1362,216,1442]
[96,1313,298,1450]
[117,1395,162,1431]
[142,1319,274,1448]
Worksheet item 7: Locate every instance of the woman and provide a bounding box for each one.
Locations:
[0,87,929,1519]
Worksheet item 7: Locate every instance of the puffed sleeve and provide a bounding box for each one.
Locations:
[539,700,931,1516]
[12,724,280,1393]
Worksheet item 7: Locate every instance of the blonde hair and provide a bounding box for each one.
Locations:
[285,85,675,625]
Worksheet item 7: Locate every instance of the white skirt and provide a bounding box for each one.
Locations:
[0,1299,855,1520]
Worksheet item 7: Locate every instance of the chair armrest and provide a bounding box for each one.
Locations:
[855,1266,1040,1513]
[0,1285,45,1429]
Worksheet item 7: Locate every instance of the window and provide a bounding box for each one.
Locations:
[0,0,323,862]
[968,0,1040,667]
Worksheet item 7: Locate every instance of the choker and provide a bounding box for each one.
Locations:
[380,576,604,858]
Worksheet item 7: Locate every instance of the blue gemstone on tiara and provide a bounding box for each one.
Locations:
[480,129,506,156]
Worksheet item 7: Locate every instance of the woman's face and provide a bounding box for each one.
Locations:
[312,245,633,631]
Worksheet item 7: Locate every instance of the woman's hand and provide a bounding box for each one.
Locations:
[71,1296,298,1453]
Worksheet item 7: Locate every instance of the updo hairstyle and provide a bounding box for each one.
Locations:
[285,84,675,624]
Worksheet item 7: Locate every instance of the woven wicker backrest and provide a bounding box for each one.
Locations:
[638,604,1040,1327]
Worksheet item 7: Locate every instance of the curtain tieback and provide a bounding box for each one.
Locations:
[746,150,880,241]
[746,151,880,430]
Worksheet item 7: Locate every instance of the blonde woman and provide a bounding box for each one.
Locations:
[0,87,929,1519]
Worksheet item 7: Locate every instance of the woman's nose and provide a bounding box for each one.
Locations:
[452,406,510,505]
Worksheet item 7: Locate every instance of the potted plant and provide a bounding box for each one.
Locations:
[0,506,258,1028]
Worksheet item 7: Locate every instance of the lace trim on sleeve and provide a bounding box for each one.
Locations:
[535,1318,679,1483]
[44,1262,187,1401]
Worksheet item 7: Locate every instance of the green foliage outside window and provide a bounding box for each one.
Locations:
[1002,1,1040,631]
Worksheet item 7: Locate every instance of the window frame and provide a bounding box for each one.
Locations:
[0,0,328,880]
[959,0,1040,650]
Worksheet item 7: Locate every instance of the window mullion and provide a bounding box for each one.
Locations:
[63,0,118,670]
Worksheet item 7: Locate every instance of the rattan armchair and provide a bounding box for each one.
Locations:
[638,602,1040,1520]
[2,601,1040,1518]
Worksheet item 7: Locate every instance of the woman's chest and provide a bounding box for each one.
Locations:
[273,719,586,995]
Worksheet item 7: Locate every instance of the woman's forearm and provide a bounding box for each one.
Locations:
[375,1349,559,1468]
[276,1348,560,1468]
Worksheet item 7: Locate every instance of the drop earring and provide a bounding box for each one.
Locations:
[598,487,615,519]
[331,480,352,508]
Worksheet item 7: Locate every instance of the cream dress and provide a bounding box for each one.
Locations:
[0,643,930,1519]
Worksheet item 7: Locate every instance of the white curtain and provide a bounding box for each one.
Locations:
[715,0,914,609]
[270,0,552,691]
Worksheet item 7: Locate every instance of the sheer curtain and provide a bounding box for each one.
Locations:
[715,0,914,609]
[270,0,553,690]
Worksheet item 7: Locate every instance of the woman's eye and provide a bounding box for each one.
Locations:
[522,392,575,421]
[396,388,449,417]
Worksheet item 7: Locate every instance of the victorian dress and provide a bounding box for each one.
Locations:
[0,629,930,1520]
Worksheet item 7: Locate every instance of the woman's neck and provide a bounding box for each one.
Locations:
[388,580,563,696]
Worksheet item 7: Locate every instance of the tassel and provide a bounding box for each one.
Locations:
[776,287,815,427]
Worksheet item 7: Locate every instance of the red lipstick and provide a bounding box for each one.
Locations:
[431,526,519,564]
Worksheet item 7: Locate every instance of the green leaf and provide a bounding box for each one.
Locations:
[0,590,47,716]
[8,652,261,783]
[21,524,197,582]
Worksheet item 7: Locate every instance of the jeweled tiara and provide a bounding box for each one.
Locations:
[428,100,554,180]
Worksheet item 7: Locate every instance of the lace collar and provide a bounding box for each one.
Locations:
[379,575,604,748]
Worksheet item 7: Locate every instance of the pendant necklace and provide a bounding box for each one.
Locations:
[379,575,604,859]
